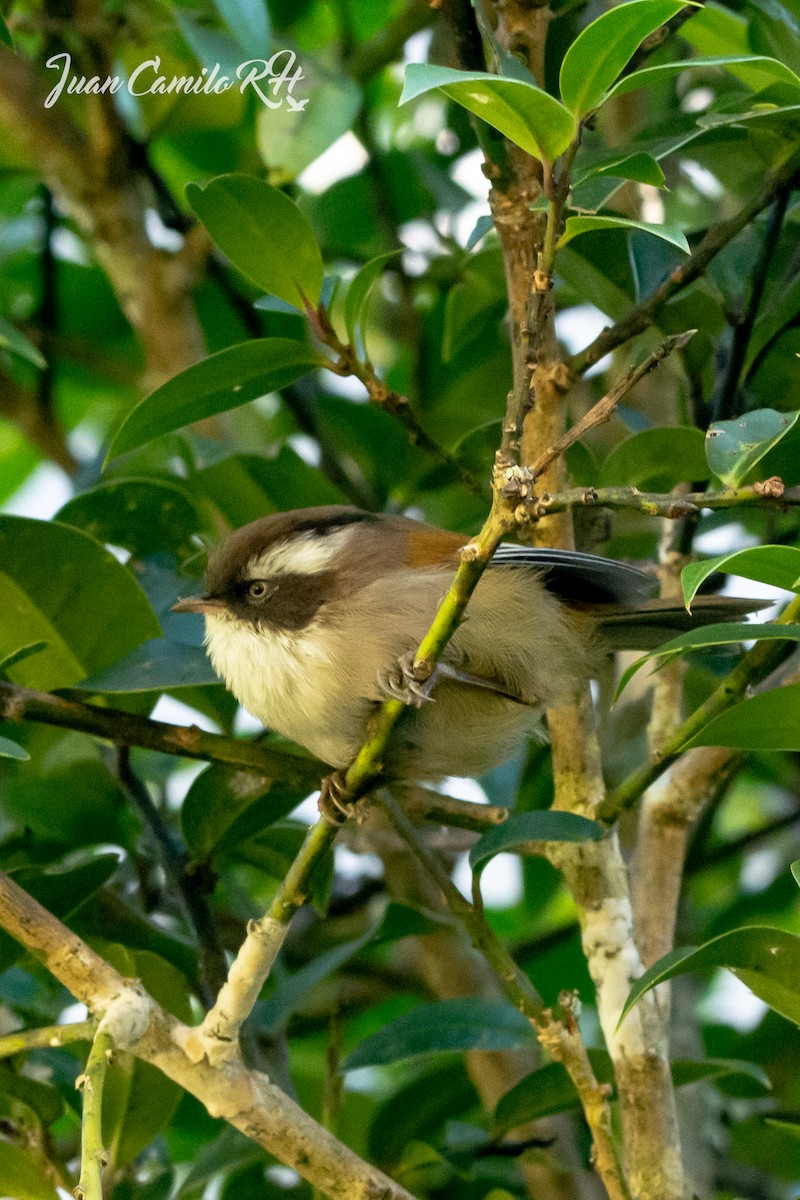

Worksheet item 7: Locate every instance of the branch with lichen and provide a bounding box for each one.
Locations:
[75,1029,114,1200]
[0,867,418,1200]
[516,478,797,521]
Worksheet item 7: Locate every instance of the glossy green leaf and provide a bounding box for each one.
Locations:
[697,102,800,135]
[107,339,323,460]
[0,1143,59,1200]
[682,546,800,607]
[559,215,689,253]
[344,250,401,355]
[470,811,605,873]
[615,623,800,697]
[344,998,535,1070]
[792,861,800,888]
[559,0,689,117]
[181,760,318,861]
[600,426,708,488]
[493,1052,768,1132]
[0,12,13,47]
[686,684,800,750]
[57,477,204,558]
[705,408,800,486]
[0,516,160,690]
[186,174,324,308]
[606,54,800,102]
[620,926,800,1028]
[400,64,574,164]
[73,640,220,694]
[0,314,45,368]
[0,735,29,760]
[212,0,270,55]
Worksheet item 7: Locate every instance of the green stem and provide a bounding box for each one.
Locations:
[525,482,799,520]
[600,593,800,822]
[76,1029,114,1200]
[0,1019,95,1059]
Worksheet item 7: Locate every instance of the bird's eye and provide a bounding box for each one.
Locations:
[247,580,269,602]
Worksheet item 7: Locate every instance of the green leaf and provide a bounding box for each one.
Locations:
[0,1143,59,1200]
[0,736,29,760]
[559,0,690,117]
[746,274,800,374]
[400,64,574,164]
[681,546,800,608]
[0,640,48,675]
[73,640,220,694]
[106,339,323,460]
[0,315,46,368]
[181,761,318,862]
[0,856,120,971]
[792,861,800,888]
[685,684,800,750]
[344,999,534,1070]
[559,215,689,253]
[470,811,606,873]
[620,926,800,1028]
[186,174,324,309]
[212,0,270,56]
[705,408,800,486]
[344,250,401,356]
[257,73,361,179]
[57,477,204,559]
[261,923,380,1027]
[0,517,160,690]
[615,623,800,697]
[493,1052,768,1132]
[0,11,14,47]
[600,426,709,489]
[605,54,800,102]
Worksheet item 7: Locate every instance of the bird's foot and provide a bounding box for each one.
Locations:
[377,650,437,708]
[318,770,358,825]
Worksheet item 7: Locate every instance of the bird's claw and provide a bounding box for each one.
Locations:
[318,770,357,825]
[377,650,436,709]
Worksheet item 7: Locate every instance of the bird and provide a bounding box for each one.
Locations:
[172,505,760,784]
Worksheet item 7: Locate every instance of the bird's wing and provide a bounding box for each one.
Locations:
[489,544,657,605]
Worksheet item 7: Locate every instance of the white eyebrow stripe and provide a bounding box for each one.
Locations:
[245,527,353,578]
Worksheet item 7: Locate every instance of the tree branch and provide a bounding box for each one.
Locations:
[75,1028,113,1200]
[0,868,418,1200]
[568,157,800,378]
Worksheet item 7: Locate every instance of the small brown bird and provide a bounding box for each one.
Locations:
[173,505,758,781]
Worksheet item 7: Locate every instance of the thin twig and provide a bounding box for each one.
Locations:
[75,1029,114,1200]
[0,1019,96,1059]
[529,330,696,483]
[569,158,800,377]
[117,746,228,1006]
[711,182,793,422]
[519,479,797,520]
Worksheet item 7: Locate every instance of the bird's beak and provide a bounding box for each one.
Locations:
[171,596,227,615]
